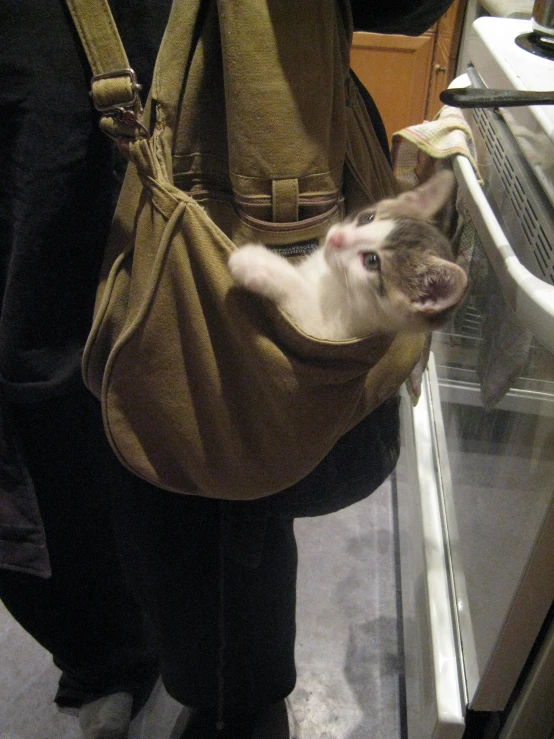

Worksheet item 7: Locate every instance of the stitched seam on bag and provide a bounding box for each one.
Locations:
[229,164,344,182]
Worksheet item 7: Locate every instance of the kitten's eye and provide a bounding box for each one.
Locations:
[362,252,380,270]
[361,213,375,224]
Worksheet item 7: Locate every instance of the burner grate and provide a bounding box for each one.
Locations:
[515,32,554,61]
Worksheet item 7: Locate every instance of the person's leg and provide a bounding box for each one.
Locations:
[0,383,157,711]
[111,481,297,728]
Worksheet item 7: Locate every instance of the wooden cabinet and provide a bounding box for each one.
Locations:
[350,0,467,144]
[350,32,436,145]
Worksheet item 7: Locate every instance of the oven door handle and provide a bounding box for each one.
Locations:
[452,153,554,353]
[441,87,554,108]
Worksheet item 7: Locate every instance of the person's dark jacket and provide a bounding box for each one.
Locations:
[0,0,456,577]
[0,0,172,577]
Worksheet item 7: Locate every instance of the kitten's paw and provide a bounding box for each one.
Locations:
[228,245,280,295]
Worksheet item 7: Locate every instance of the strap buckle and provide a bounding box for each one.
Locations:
[103,106,149,140]
[90,67,142,113]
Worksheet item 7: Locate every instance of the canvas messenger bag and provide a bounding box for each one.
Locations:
[66,0,425,500]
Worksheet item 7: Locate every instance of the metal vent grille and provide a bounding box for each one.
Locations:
[474,107,554,286]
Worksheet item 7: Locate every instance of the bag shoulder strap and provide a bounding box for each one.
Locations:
[65,0,146,139]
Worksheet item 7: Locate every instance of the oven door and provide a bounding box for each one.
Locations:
[396,95,554,738]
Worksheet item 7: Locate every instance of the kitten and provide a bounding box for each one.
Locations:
[228,171,467,340]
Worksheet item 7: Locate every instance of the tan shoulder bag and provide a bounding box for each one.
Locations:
[67,0,424,500]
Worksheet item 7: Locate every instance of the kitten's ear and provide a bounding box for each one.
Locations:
[397,170,455,219]
[411,257,467,318]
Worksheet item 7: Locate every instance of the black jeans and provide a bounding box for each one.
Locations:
[111,481,298,716]
[0,383,157,707]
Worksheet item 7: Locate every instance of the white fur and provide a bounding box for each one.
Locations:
[228,173,467,340]
[229,218,408,339]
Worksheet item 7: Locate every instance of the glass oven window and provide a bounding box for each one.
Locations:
[431,238,554,693]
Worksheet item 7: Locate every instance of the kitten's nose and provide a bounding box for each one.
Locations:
[327,227,345,249]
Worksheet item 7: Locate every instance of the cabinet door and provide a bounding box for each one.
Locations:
[426,0,467,119]
[350,32,435,144]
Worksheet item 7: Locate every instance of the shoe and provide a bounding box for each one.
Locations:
[79,692,133,739]
[180,700,290,739]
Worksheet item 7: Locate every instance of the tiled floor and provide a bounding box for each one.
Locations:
[0,480,405,739]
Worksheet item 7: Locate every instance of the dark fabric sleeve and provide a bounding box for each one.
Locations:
[0,0,171,576]
[0,0,171,397]
[350,0,457,35]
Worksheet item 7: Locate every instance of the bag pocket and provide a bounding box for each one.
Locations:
[178,186,343,248]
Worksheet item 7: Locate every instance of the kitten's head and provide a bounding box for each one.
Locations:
[323,171,467,333]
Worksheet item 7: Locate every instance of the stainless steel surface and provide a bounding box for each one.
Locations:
[532,0,554,35]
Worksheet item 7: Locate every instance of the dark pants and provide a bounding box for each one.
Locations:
[0,384,157,707]
[111,482,298,716]
[1,381,298,714]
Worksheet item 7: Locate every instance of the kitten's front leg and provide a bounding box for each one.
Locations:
[228,244,305,306]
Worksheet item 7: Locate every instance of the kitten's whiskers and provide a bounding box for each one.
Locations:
[341,265,352,303]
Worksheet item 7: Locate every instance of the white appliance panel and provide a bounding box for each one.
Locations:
[399,17,554,733]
